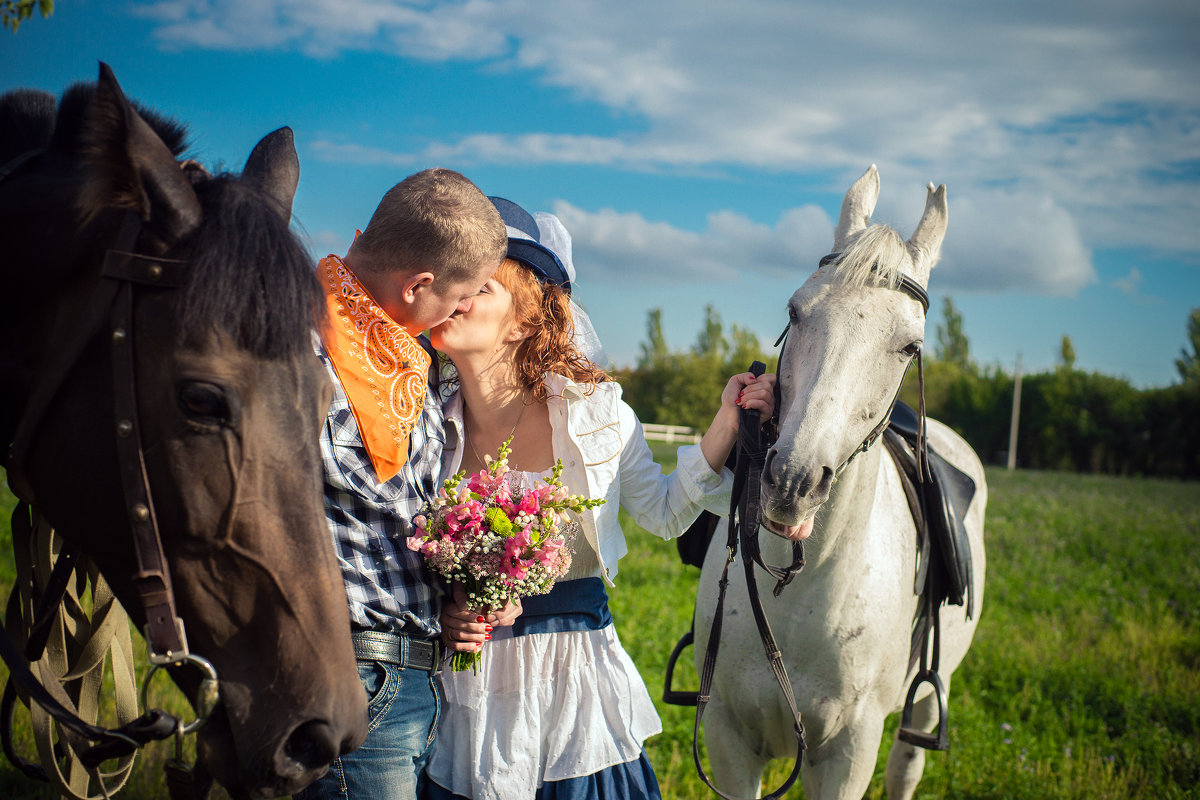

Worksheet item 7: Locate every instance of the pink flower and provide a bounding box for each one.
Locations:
[534,536,563,565]
[518,492,541,516]
[406,536,425,552]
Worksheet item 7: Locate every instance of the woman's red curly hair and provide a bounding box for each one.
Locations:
[497,258,608,401]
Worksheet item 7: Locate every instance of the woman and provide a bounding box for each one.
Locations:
[424,198,775,800]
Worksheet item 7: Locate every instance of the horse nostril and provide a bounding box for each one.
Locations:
[817,466,834,496]
[276,720,340,780]
[762,449,778,488]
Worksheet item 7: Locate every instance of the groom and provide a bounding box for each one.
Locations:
[298,168,515,800]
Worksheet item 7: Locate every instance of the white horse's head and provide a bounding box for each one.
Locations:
[761,165,947,540]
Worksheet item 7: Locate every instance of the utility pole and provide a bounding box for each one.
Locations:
[1007,353,1023,470]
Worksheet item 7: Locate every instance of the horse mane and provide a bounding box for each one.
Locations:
[825,225,908,291]
[0,82,322,361]
[181,175,325,361]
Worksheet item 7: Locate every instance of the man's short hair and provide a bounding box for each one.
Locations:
[349,168,506,286]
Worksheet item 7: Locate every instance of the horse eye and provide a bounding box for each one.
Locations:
[787,305,799,323]
[179,383,230,424]
[902,342,922,358]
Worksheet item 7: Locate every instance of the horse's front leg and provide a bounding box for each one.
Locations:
[883,675,948,800]
[801,711,887,800]
[703,694,771,799]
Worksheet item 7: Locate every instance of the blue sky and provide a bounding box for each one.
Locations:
[4,0,1198,387]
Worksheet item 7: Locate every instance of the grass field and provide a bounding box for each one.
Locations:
[2,462,1198,798]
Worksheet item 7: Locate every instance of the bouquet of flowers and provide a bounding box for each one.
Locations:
[407,436,605,672]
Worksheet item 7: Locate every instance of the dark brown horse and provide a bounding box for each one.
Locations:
[0,65,365,797]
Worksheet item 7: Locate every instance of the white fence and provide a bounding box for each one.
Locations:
[641,423,701,443]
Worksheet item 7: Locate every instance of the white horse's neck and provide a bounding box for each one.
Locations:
[759,443,884,569]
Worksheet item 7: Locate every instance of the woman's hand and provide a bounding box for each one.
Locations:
[439,584,522,653]
[701,372,777,473]
[718,371,777,432]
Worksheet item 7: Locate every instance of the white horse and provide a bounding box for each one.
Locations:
[695,166,986,800]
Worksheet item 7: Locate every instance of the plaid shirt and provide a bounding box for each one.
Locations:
[316,340,446,638]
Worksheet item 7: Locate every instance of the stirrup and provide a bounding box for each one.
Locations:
[662,629,698,706]
[897,668,949,750]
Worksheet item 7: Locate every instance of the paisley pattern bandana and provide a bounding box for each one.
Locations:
[319,254,430,482]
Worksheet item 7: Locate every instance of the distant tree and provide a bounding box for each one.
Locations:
[2,0,53,32]
[693,304,726,361]
[1176,308,1200,384]
[935,296,971,368]
[1059,335,1077,371]
[637,308,669,369]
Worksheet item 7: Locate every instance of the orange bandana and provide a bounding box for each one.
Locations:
[319,254,430,482]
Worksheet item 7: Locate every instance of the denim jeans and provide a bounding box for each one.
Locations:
[296,660,441,800]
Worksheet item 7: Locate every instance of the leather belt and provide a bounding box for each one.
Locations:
[350,631,440,671]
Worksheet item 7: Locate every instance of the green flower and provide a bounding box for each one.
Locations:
[484,506,514,536]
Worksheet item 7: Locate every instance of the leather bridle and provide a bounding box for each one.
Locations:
[1,147,219,773]
[691,252,930,800]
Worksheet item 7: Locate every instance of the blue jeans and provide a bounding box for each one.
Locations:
[297,660,442,800]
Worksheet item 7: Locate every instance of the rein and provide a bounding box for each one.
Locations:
[1,148,219,795]
[690,252,931,799]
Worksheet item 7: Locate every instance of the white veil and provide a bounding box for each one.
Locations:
[532,211,611,369]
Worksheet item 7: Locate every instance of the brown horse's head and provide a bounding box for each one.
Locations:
[0,65,365,796]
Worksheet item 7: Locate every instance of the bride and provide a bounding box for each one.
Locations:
[424,197,774,800]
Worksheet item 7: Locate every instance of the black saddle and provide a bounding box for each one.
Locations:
[882,402,976,620]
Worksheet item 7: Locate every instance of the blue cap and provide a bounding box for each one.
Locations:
[489,196,572,294]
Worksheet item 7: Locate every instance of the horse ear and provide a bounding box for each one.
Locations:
[906,182,948,285]
[241,127,299,221]
[833,164,880,252]
[82,63,201,243]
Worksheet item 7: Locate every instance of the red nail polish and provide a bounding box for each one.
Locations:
[485,634,491,640]
[485,626,493,632]
[476,616,485,623]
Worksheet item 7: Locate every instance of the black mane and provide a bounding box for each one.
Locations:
[180,175,324,361]
[0,80,322,361]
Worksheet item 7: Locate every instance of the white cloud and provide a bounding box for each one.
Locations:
[1113,267,1143,296]
[133,0,1200,267]
[553,188,1090,296]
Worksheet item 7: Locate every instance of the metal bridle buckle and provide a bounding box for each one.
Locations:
[141,652,221,736]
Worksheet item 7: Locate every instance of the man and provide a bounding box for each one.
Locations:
[298,168,513,800]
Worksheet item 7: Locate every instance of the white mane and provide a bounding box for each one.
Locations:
[825,224,908,291]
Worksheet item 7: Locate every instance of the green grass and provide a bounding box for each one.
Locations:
[609,465,1200,800]
[2,466,1198,798]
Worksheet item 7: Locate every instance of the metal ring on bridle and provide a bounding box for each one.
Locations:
[140,653,221,736]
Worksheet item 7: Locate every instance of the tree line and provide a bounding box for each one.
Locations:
[614,303,1200,480]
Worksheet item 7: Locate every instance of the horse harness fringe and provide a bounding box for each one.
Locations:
[2,148,220,798]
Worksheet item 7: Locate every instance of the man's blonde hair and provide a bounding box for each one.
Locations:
[348,168,506,286]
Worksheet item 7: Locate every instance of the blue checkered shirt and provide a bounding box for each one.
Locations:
[316,340,446,638]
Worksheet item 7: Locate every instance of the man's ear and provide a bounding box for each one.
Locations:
[403,272,437,301]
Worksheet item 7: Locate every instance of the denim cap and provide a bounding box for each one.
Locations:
[488,197,573,294]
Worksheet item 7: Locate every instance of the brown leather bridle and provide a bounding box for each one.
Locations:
[1,147,218,771]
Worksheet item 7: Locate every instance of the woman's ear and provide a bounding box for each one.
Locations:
[506,324,532,344]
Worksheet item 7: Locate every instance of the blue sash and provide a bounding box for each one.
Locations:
[510,578,612,637]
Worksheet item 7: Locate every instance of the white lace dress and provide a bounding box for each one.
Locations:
[423,470,662,800]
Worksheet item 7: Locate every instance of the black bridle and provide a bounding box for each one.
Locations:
[690,252,930,800]
[0,148,218,778]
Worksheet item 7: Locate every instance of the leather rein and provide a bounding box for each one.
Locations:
[691,253,929,800]
[1,147,219,773]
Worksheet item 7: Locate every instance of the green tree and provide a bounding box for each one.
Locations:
[2,0,53,32]
[935,296,971,368]
[1175,308,1200,384]
[638,308,669,369]
[1059,335,1077,371]
[693,304,726,361]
